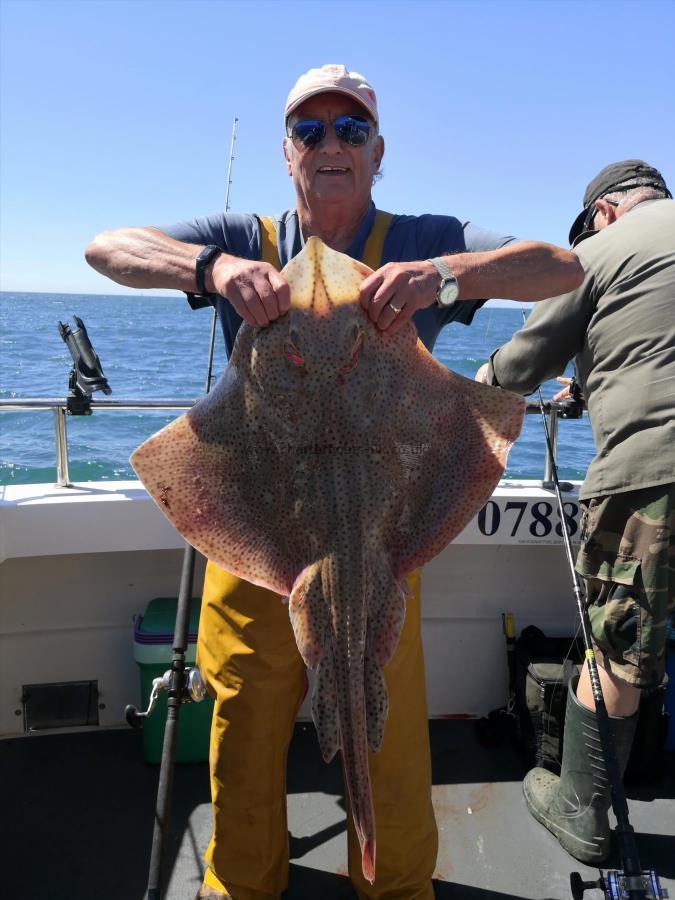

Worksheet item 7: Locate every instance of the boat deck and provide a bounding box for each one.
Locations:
[3,719,673,900]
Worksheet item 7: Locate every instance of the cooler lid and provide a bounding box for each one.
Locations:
[134,597,201,644]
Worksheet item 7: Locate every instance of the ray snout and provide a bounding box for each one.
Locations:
[283,237,373,315]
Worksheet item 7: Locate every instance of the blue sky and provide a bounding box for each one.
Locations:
[1,0,673,296]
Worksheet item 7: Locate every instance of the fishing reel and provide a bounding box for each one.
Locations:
[125,665,206,728]
[58,315,111,415]
[571,869,668,899]
[554,376,585,420]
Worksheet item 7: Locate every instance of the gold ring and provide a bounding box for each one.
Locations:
[388,301,403,314]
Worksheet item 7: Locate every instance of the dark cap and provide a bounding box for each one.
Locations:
[568,159,671,244]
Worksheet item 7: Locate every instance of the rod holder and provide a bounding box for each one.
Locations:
[53,407,70,487]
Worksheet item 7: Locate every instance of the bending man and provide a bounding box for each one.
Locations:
[477,159,674,864]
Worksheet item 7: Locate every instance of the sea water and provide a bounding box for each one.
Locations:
[0,292,595,486]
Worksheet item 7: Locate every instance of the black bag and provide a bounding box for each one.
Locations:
[624,678,670,782]
[513,626,583,775]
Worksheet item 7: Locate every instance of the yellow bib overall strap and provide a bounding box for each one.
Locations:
[362,210,393,270]
[257,210,394,271]
[257,215,281,270]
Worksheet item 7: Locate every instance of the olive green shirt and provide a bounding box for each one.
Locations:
[490,198,675,500]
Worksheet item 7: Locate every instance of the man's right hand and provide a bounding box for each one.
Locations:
[85,226,291,327]
[209,256,291,327]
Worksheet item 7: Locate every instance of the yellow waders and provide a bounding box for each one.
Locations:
[199,213,437,899]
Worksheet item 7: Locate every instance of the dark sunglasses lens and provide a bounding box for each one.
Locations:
[583,206,596,231]
[334,115,370,145]
[291,116,370,148]
[292,119,325,148]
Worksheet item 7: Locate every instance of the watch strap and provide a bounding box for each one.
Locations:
[427,256,454,282]
[427,256,459,306]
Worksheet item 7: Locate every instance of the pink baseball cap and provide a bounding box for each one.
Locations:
[285,64,378,126]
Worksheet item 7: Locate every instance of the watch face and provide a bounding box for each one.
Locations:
[438,277,459,306]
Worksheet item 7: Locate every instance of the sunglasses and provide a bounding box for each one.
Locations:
[289,115,371,149]
[582,197,619,232]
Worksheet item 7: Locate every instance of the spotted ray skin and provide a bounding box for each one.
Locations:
[131,237,525,883]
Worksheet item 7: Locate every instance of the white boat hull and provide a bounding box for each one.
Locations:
[0,479,583,737]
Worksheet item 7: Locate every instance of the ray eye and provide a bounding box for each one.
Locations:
[286,351,305,367]
[284,339,305,368]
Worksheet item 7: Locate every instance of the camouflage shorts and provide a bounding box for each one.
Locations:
[576,482,675,689]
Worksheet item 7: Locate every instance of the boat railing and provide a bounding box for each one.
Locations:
[0,397,583,489]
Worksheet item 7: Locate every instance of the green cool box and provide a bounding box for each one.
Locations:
[133,597,213,764]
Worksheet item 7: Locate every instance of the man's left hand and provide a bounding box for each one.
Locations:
[359,260,439,335]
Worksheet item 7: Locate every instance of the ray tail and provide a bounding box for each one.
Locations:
[326,551,379,884]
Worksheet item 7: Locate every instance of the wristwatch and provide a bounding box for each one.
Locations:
[428,257,459,307]
[194,244,223,296]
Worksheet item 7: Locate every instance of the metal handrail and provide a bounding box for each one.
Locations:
[0,398,197,487]
[0,399,195,410]
[0,397,580,489]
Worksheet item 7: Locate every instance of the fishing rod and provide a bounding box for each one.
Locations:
[520,309,666,900]
[124,117,240,900]
[124,346,212,900]
[205,116,239,393]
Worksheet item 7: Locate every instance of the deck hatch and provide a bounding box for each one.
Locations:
[22,680,99,731]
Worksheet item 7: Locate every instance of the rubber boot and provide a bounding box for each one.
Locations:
[523,675,638,864]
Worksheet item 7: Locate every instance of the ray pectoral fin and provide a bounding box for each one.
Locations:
[391,369,525,576]
[131,384,297,595]
[312,650,339,763]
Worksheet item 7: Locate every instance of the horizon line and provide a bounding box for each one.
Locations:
[0,289,534,308]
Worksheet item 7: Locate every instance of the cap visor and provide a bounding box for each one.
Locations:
[568,209,588,245]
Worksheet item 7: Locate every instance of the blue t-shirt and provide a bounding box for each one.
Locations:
[162,204,516,356]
